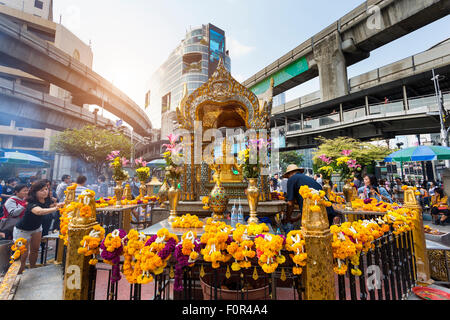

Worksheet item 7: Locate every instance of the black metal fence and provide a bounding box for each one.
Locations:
[336,230,416,300]
[87,257,305,301]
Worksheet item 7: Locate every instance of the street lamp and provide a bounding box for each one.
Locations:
[431,69,449,167]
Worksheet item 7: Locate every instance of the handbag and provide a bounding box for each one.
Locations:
[0,198,26,234]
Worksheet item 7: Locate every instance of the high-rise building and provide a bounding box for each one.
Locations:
[148,24,231,138]
[1,0,53,20]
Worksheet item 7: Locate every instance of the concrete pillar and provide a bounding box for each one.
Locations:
[313,31,348,102]
[339,103,343,122]
[403,85,409,111]
[301,113,304,131]
[365,96,370,116]
[403,186,433,286]
[63,190,99,300]
[302,197,335,300]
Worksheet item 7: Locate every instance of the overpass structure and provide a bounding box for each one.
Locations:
[0,76,111,130]
[273,39,450,149]
[0,14,153,136]
[244,0,450,103]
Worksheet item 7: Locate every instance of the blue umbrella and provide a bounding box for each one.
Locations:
[146,159,166,168]
[384,145,450,162]
[0,151,49,167]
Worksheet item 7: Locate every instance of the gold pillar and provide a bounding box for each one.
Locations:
[302,197,335,300]
[122,208,131,233]
[63,192,99,300]
[56,184,77,264]
[403,187,433,286]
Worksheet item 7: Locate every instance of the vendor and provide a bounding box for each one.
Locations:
[281,164,339,232]
[431,188,449,225]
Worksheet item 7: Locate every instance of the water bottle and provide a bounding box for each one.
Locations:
[230,201,237,224]
[237,198,244,223]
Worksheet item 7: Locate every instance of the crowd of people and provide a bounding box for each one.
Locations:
[271,168,449,231]
[0,173,124,274]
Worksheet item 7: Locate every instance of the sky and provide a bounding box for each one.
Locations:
[52,0,450,129]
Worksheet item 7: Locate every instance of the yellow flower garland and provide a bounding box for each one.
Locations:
[200,220,232,269]
[285,230,307,275]
[172,214,204,229]
[77,224,105,265]
[227,224,256,271]
[254,234,285,274]
[10,238,27,264]
[123,229,149,283]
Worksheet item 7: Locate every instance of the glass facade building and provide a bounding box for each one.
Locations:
[147,24,231,137]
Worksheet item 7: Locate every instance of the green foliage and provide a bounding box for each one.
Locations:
[279,151,304,173]
[51,125,132,177]
[313,136,393,167]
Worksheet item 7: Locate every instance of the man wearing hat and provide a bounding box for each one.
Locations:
[282,164,338,232]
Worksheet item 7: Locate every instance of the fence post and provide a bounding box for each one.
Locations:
[122,208,131,233]
[302,197,335,300]
[403,187,433,285]
[63,191,99,300]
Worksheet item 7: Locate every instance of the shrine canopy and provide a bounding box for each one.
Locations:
[175,58,273,132]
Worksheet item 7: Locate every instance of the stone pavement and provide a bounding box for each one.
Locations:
[13,264,63,300]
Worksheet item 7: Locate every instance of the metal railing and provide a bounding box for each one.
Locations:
[285,91,450,134]
[336,231,416,300]
[87,258,304,301]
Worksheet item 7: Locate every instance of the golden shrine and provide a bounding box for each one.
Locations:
[175,58,274,201]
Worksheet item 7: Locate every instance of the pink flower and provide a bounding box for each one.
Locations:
[167,134,180,144]
[341,150,352,156]
[347,159,357,168]
[121,157,129,167]
[106,150,121,161]
[318,154,332,164]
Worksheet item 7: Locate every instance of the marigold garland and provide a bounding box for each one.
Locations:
[227,224,256,271]
[254,233,285,274]
[173,231,202,291]
[10,238,27,264]
[122,229,149,283]
[171,214,204,229]
[77,224,105,265]
[200,220,232,269]
[285,230,307,275]
[100,229,127,283]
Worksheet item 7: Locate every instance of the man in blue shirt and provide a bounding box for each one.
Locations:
[282,164,338,232]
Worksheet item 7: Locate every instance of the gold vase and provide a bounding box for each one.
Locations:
[139,181,146,198]
[246,178,260,224]
[323,179,331,199]
[158,179,169,208]
[114,180,124,207]
[168,179,180,223]
[209,169,228,220]
[342,179,354,211]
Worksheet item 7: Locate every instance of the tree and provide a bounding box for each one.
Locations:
[51,125,132,177]
[279,151,304,174]
[312,136,394,175]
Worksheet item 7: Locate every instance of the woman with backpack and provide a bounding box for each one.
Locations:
[0,184,29,240]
